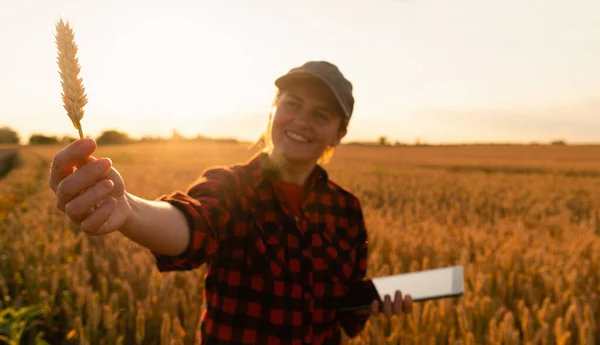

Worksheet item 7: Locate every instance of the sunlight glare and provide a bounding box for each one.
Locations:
[97,15,258,119]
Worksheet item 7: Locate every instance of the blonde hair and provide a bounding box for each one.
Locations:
[252,89,349,165]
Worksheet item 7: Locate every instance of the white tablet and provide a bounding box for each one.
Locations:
[339,265,464,312]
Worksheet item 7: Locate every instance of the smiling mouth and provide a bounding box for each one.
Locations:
[285,131,311,143]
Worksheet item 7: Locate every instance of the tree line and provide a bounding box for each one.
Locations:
[0,127,240,146]
[0,126,571,147]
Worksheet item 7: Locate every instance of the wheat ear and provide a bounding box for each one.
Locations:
[55,18,88,139]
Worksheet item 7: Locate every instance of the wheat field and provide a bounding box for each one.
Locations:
[1,142,599,345]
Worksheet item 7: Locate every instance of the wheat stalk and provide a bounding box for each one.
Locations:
[55,18,88,139]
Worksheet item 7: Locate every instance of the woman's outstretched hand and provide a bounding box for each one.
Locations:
[371,290,413,318]
[49,138,132,236]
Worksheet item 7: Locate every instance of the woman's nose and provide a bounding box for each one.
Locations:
[292,109,312,128]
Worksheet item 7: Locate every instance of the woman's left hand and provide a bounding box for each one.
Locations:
[370,290,413,318]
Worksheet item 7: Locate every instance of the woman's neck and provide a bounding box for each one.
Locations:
[268,151,316,185]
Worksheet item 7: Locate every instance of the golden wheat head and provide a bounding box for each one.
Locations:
[55,18,88,139]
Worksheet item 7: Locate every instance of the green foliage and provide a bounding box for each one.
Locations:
[60,136,76,144]
[96,130,133,145]
[378,136,389,146]
[0,304,50,345]
[0,150,19,179]
[28,135,59,145]
[0,127,20,145]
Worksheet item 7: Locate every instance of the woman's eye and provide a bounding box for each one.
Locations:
[315,112,329,121]
[286,101,299,109]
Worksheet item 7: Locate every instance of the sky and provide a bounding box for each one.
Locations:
[1,0,599,144]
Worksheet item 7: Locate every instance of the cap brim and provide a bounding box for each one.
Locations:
[274,72,351,118]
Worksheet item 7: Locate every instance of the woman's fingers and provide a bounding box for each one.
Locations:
[370,291,414,318]
[370,300,379,314]
[393,290,404,315]
[382,292,406,317]
[56,158,113,212]
[403,294,413,313]
[49,138,97,192]
[383,294,392,318]
[65,179,115,223]
[80,197,117,235]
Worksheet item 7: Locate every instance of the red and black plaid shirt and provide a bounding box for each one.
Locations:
[150,152,370,345]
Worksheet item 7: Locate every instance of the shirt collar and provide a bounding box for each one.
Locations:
[245,151,330,191]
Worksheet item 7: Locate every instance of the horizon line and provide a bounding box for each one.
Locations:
[2,127,598,146]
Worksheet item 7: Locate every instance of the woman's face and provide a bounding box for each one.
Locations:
[270,79,347,164]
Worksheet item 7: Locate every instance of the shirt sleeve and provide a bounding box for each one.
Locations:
[150,167,238,272]
[339,197,371,338]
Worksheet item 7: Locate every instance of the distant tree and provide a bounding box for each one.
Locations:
[346,140,377,146]
[140,135,167,143]
[96,130,133,145]
[0,127,20,144]
[214,138,239,144]
[378,136,389,146]
[29,134,60,145]
[551,139,567,145]
[60,135,77,144]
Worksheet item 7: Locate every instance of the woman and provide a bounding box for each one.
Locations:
[49,61,413,344]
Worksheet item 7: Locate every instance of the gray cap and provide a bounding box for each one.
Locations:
[274,61,354,118]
